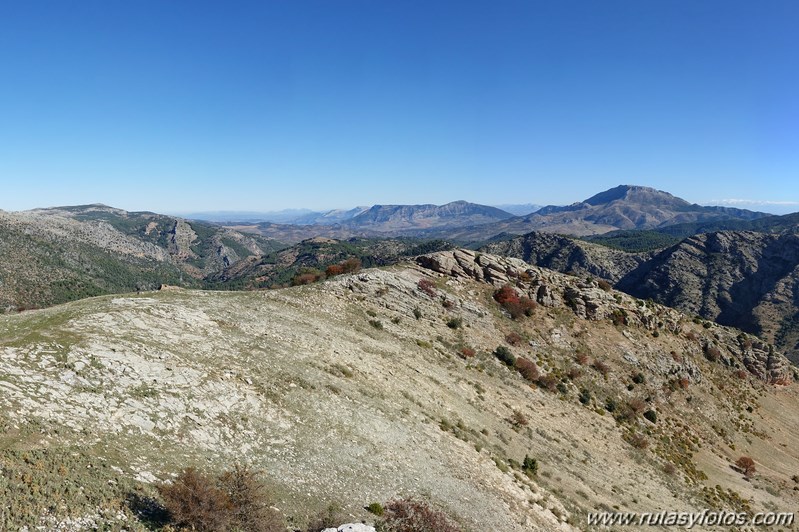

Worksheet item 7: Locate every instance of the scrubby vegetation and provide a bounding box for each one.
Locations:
[493,345,516,366]
[493,284,536,319]
[735,456,756,478]
[376,497,462,532]
[582,230,682,252]
[157,466,284,532]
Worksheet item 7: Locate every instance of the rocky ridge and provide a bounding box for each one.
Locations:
[482,231,650,283]
[418,250,794,385]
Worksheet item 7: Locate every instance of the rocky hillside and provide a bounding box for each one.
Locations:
[207,236,453,289]
[486,227,799,363]
[617,231,799,363]
[482,232,650,283]
[0,205,283,310]
[1,250,797,530]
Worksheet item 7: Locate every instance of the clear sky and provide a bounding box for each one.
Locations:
[1,1,797,214]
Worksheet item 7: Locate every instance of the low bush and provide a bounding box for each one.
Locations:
[628,433,649,450]
[505,332,523,346]
[510,410,528,427]
[515,357,539,382]
[493,345,516,367]
[537,373,559,392]
[735,456,756,478]
[522,455,539,475]
[592,359,611,376]
[293,271,323,285]
[610,309,628,326]
[446,317,462,329]
[458,346,476,359]
[158,465,283,532]
[377,497,462,532]
[325,264,344,277]
[340,258,362,274]
[306,503,348,532]
[493,284,536,319]
[567,366,583,380]
[704,344,722,362]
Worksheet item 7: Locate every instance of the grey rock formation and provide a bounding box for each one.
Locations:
[322,524,376,532]
[417,249,795,384]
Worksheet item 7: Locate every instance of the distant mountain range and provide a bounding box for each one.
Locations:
[227,185,770,244]
[227,200,518,243]
[181,203,541,225]
[3,186,798,359]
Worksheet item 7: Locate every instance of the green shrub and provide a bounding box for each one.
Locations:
[446,317,462,329]
[643,410,658,424]
[367,502,385,516]
[578,388,592,405]
[605,397,618,412]
[522,455,539,475]
[493,345,516,367]
[369,320,384,330]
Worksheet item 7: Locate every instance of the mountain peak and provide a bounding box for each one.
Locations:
[583,185,683,206]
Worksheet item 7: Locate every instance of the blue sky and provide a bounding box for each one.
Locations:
[1,1,797,214]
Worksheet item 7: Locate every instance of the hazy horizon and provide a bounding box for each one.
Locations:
[5,186,798,217]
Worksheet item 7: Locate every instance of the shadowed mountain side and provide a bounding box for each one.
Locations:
[617,231,799,363]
